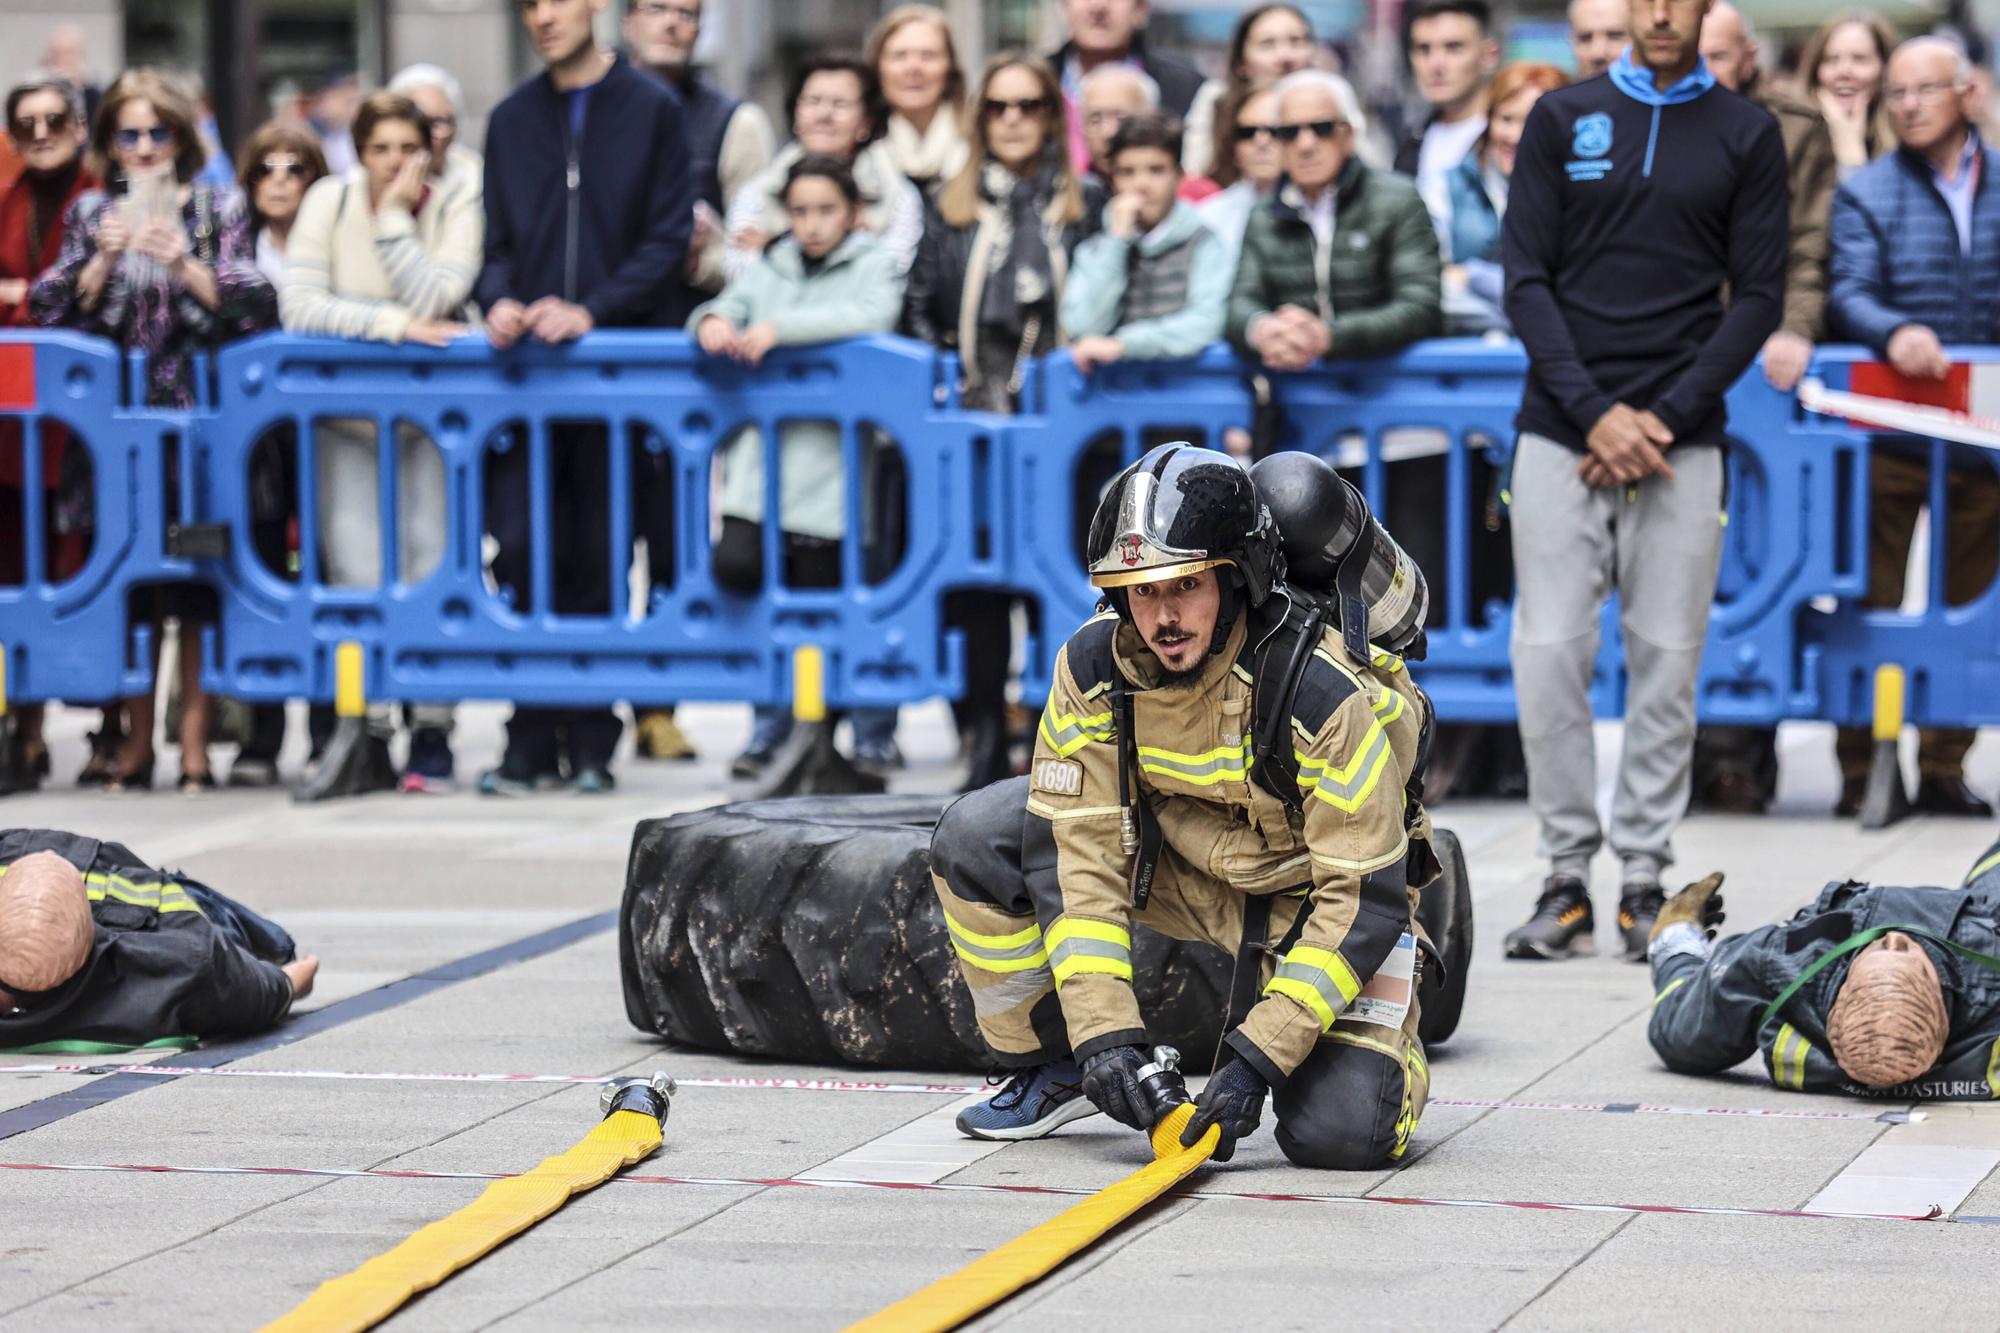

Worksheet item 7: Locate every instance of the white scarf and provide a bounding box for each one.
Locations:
[883,110,970,184]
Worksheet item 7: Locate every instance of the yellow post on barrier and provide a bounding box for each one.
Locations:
[792,644,827,724]
[1872,663,1905,742]
[846,1104,1220,1333]
[0,647,9,718]
[333,641,366,719]
[1859,663,1911,829]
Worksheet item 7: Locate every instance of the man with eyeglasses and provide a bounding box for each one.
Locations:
[388,64,483,193]
[0,78,95,791]
[1226,69,1441,373]
[1499,0,1787,963]
[1827,37,2000,820]
[475,0,693,796]
[622,0,773,320]
[1049,0,1203,176]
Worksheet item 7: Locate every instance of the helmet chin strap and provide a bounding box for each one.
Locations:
[1208,569,1245,657]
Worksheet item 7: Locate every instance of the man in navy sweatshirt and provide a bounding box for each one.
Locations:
[476,0,693,796]
[1498,0,1787,963]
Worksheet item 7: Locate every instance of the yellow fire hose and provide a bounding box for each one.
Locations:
[262,1073,673,1333]
[846,1101,1221,1333]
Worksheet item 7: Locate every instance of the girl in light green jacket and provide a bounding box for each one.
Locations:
[689,154,906,775]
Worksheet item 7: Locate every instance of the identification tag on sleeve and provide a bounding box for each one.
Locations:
[1344,932,1416,1029]
[1031,758,1083,797]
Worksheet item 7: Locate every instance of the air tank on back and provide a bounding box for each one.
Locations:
[1249,451,1429,654]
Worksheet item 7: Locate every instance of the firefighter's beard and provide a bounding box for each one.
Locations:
[1148,622,1212,688]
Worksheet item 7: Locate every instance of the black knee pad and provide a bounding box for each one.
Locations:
[929,775,1032,893]
[1272,1040,1406,1171]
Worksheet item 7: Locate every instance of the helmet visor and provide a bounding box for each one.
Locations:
[1087,462,1240,588]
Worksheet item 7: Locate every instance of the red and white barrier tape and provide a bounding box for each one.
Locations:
[1798,378,2000,450]
[0,1158,1972,1225]
[0,1063,1915,1123]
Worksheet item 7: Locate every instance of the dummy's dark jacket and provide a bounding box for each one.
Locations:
[1648,866,2000,1098]
[0,829,296,1048]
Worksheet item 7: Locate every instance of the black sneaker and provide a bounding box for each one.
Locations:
[730,744,775,780]
[1504,876,1595,959]
[1617,882,1666,962]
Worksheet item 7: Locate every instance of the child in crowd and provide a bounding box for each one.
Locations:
[690,154,906,778]
[1060,113,1230,372]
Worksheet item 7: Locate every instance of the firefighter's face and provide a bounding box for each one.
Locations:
[1130,568,1220,682]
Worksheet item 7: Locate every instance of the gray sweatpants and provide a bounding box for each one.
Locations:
[1507,432,1724,884]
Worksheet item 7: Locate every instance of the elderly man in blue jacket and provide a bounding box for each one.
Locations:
[475,0,693,797]
[1828,36,2000,821]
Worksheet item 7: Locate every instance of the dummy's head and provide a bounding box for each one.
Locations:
[0,852,93,1008]
[1826,932,1949,1088]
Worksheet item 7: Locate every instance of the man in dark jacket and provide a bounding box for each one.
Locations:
[0,830,313,1048]
[1645,841,2000,1099]
[1688,0,1840,814]
[1828,37,2000,820]
[476,0,693,796]
[1049,0,1202,176]
[1226,69,1442,366]
[1499,0,1787,963]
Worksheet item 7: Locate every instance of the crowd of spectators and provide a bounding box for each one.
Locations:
[0,0,1995,816]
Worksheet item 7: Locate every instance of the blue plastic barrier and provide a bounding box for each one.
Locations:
[0,332,203,706]
[196,332,977,711]
[2,329,1996,732]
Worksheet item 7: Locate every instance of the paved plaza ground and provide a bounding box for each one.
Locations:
[2,703,1997,1331]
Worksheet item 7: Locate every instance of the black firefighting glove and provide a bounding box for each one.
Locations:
[1650,872,1727,945]
[1181,1055,1267,1162]
[1080,1045,1154,1131]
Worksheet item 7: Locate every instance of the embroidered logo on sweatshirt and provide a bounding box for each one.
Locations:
[1566,112,1614,181]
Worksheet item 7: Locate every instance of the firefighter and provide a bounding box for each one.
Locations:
[0,828,315,1047]
[1646,841,2000,1098]
[930,443,1439,1169]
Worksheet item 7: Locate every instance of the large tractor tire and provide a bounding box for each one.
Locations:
[1416,827,1473,1046]
[620,795,1234,1072]
[620,795,1475,1070]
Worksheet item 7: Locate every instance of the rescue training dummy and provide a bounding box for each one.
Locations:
[1646,841,2000,1098]
[0,829,317,1047]
[931,443,1440,1167]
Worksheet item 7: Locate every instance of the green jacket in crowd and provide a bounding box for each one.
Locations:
[1648,843,2000,1099]
[1059,199,1230,360]
[690,231,902,539]
[1225,160,1442,360]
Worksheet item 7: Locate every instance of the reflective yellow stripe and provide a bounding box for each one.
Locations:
[1266,944,1362,1033]
[942,912,1050,975]
[0,865,201,914]
[1370,651,1404,674]
[1136,738,1253,786]
[1372,690,1406,724]
[1298,719,1393,813]
[1039,706,1115,758]
[1652,976,1690,1007]
[1047,917,1133,986]
[1772,1023,1810,1091]
[1985,1037,2000,1098]
[1965,850,2000,886]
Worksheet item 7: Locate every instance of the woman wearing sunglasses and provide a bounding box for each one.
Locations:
[238,121,328,288]
[901,54,1099,789]
[0,78,98,790]
[1195,81,1283,281]
[32,68,277,795]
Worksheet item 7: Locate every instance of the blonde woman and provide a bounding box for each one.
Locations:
[866,5,970,194]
